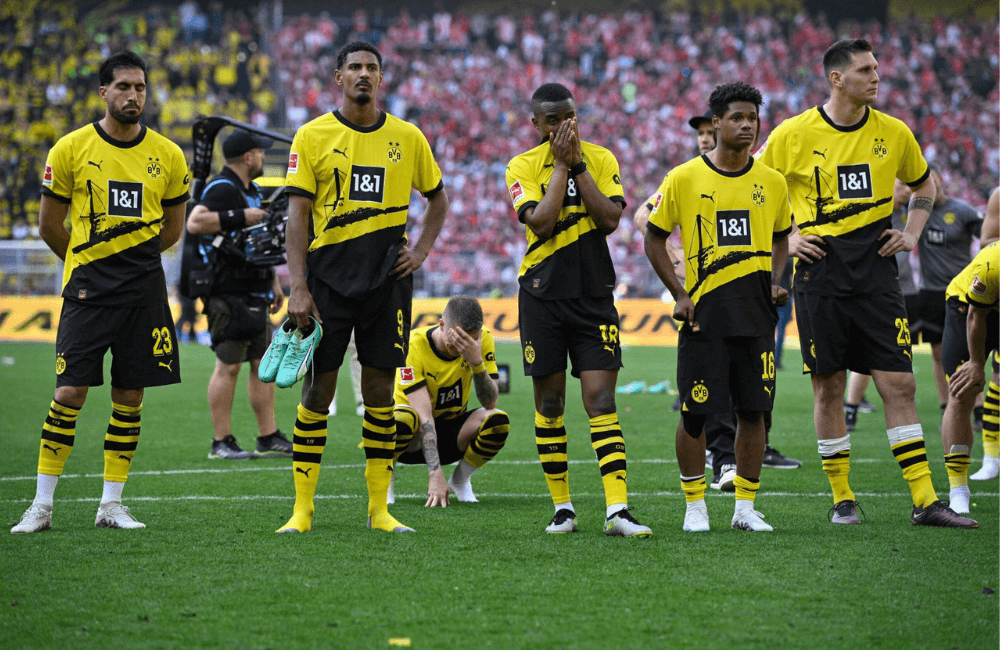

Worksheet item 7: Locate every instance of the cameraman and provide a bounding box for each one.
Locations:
[187,129,292,460]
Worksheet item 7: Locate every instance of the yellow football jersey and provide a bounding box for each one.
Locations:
[394,326,499,420]
[505,140,626,299]
[756,106,929,296]
[946,241,998,309]
[648,155,792,338]
[284,110,443,298]
[42,122,189,305]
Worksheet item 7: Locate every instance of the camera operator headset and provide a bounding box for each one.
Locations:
[186,129,293,460]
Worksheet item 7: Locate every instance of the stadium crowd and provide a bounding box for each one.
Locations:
[1,3,997,297]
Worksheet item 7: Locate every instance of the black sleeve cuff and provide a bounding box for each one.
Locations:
[516,201,538,223]
[608,195,626,209]
[422,180,445,199]
[644,202,654,211]
[40,187,71,204]
[285,186,316,200]
[773,225,793,240]
[646,221,671,238]
[162,192,191,207]
[402,380,428,395]
[967,296,994,310]
[905,166,931,188]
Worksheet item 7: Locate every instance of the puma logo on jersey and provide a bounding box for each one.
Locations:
[159,361,173,372]
[542,163,555,169]
[604,345,615,354]
[43,444,61,456]
[88,160,104,172]
[332,147,348,158]
[812,149,827,159]
[394,343,404,351]
[295,467,312,478]
[700,191,716,202]
[764,386,773,397]
[118,454,132,463]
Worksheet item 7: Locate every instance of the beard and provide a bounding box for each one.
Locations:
[250,163,264,180]
[354,91,372,105]
[110,104,143,125]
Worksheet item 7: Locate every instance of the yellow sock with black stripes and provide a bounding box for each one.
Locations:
[535,412,570,507]
[984,380,999,458]
[888,424,937,508]
[590,413,627,512]
[463,411,510,469]
[277,404,327,533]
[34,400,81,507]
[944,449,971,489]
[734,475,761,506]
[819,435,855,504]
[363,404,412,532]
[392,405,418,463]
[101,402,141,505]
[680,474,707,503]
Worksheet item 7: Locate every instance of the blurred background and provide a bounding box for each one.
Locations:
[1,0,996,299]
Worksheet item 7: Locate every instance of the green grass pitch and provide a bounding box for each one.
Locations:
[0,340,997,649]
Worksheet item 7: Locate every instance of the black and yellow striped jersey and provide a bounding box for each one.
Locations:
[41,122,189,305]
[755,106,929,297]
[946,241,998,309]
[394,325,499,420]
[505,140,626,299]
[284,110,443,299]
[647,155,792,338]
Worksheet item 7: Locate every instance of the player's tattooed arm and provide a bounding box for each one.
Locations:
[881,177,934,257]
[420,421,450,507]
[472,370,499,411]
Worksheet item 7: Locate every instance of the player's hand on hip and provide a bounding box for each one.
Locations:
[772,285,789,306]
[425,472,450,508]
[245,207,268,226]
[286,288,320,329]
[878,229,915,257]
[391,246,426,279]
[949,361,985,400]
[789,232,825,262]
[672,294,696,329]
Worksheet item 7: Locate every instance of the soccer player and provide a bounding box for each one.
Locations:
[506,82,651,537]
[915,167,983,414]
[756,38,977,528]
[391,296,509,506]
[939,242,999,512]
[276,41,448,534]
[187,129,292,460]
[644,81,791,533]
[12,50,189,533]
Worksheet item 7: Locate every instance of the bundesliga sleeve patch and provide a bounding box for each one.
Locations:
[651,192,664,213]
[287,152,298,174]
[971,276,987,296]
[509,180,524,207]
[400,367,415,384]
[43,164,53,187]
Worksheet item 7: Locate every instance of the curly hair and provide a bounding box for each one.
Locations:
[708,81,763,118]
[336,40,383,70]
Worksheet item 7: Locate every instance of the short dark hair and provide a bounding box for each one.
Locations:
[336,40,382,70]
[531,83,574,112]
[708,82,763,119]
[443,296,483,332]
[99,50,147,87]
[823,39,873,78]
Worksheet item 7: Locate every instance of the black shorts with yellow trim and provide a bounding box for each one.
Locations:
[55,299,180,389]
[795,288,912,375]
[677,332,775,415]
[916,289,946,344]
[518,290,623,378]
[941,298,1000,379]
[397,409,474,466]
[308,273,413,373]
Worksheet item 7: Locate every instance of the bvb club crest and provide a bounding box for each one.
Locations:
[752,183,765,207]
[872,138,888,159]
[55,354,66,375]
[387,142,402,164]
[147,157,162,179]
[691,381,709,403]
[524,343,536,364]
[944,212,956,225]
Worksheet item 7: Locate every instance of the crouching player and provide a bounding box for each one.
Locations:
[391,296,510,506]
[940,241,998,513]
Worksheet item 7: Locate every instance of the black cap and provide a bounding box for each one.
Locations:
[688,110,713,130]
[222,129,274,159]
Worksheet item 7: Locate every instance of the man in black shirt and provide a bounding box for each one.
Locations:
[187,129,292,460]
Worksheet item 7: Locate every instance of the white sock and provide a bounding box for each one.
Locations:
[686,499,706,512]
[101,480,124,506]
[734,499,755,514]
[33,474,59,508]
[607,504,627,518]
[451,458,476,484]
[557,501,575,515]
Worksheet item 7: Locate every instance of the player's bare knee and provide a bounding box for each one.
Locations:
[735,409,764,425]
[54,385,87,409]
[537,394,564,418]
[876,373,916,406]
[584,388,616,417]
[681,412,707,438]
[215,361,242,379]
[812,373,847,406]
